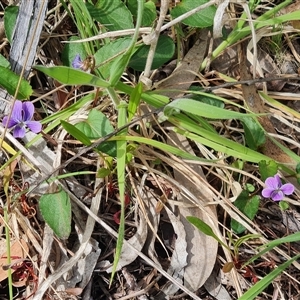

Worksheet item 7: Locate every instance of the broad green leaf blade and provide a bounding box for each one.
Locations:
[171,0,216,28]
[61,120,92,146]
[34,65,110,88]
[173,124,271,163]
[86,0,134,31]
[165,98,256,120]
[39,188,71,239]
[61,36,87,67]
[231,191,260,234]
[111,135,204,160]
[0,66,33,99]
[94,38,132,80]
[128,35,175,71]
[238,254,300,300]
[75,109,117,157]
[241,117,265,150]
[258,160,278,181]
[188,88,225,108]
[4,6,18,43]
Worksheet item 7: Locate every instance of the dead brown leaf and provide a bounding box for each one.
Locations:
[0,239,29,283]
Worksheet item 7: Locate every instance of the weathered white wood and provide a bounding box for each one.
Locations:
[0,0,47,114]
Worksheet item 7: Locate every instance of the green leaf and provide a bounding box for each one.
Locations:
[34,65,110,88]
[245,183,255,193]
[241,117,266,150]
[188,88,225,108]
[0,54,10,68]
[231,191,260,234]
[39,188,71,239]
[97,168,111,178]
[94,38,132,80]
[75,109,117,157]
[86,0,134,31]
[279,200,289,211]
[258,160,278,181]
[164,98,256,120]
[171,0,216,28]
[128,35,175,71]
[61,36,87,67]
[127,0,156,26]
[4,6,18,43]
[173,121,271,163]
[61,120,92,146]
[0,66,33,99]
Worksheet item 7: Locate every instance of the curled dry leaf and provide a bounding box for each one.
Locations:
[142,190,162,267]
[0,239,29,283]
[65,287,83,296]
[161,206,188,296]
[169,133,218,292]
[204,268,232,300]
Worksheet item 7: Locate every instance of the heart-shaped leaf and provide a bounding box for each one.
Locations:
[86,0,133,31]
[4,6,18,43]
[39,188,71,239]
[128,35,175,71]
[75,109,117,157]
[171,0,216,28]
[94,38,131,80]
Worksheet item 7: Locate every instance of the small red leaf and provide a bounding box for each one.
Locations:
[113,211,121,224]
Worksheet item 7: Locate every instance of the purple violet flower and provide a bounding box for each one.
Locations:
[72,54,84,69]
[262,174,295,201]
[2,100,42,138]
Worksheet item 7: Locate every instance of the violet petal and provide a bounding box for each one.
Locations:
[265,175,281,190]
[26,121,42,133]
[72,54,83,69]
[2,116,18,128]
[281,183,295,195]
[22,101,34,121]
[270,190,284,201]
[11,100,23,122]
[262,187,274,198]
[13,125,26,138]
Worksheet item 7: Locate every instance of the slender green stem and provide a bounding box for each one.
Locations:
[106,87,120,107]
[4,208,13,300]
[200,0,293,70]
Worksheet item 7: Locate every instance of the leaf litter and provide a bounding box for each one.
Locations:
[0,0,300,299]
